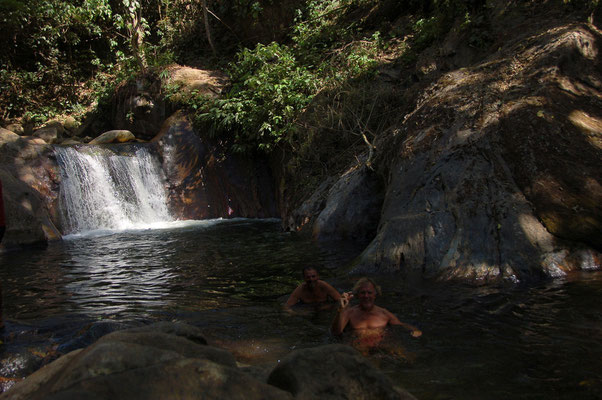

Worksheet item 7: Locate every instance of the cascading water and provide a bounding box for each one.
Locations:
[55,145,173,234]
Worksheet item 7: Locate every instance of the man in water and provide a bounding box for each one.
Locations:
[285,267,341,310]
[331,277,421,351]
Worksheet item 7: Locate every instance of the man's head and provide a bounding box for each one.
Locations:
[352,277,381,310]
[352,277,381,296]
[302,267,319,288]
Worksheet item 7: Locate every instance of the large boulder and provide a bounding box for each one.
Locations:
[3,124,24,136]
[286,165,384,246]
[351,22,602,282]
[152,112,278,220]
[289,20,601,283]
[0,322,291,400]
[0,171,57,249]
[268,344,416,400]
[81,65,230,142]
[32,126,60,145]
[62,116,79,134]
[89,130,136,145]
[311,166,384,244]
[0,128,61,250]
[284,177,336,234]
[167,66,229,102]
[0,323,416,400]
[108,78,166,141]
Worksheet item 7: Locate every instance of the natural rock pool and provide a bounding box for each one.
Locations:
[0,219,600,399]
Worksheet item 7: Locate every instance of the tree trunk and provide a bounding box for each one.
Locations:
[202,0,216,56]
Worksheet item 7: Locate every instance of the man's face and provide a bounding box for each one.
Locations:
[357,283,377,309]
[303,269,319,288]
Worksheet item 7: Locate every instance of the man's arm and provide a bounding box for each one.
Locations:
[321,281,342,301]
[331,292,353,335]
[285,285,302,307]
[331,308,350,336]
[387,310,422,337]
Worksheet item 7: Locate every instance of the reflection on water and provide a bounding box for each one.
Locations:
[1,219,332,320]
[0,219,600,400]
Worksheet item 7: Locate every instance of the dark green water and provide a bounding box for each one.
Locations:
[0,218,600,399]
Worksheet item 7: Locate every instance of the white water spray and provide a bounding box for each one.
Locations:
[55,145,173,234]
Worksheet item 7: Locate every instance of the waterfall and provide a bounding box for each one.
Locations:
[55,145,173,234]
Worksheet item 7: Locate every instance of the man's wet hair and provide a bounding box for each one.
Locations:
[302,266,318,276]
[352,277,382,296]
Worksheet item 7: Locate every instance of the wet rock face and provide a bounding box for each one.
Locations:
[1,323,415,400]
[354,142,582,282]
[153,112,278,220]
[498,26,602,251]
[0,129,61,250]
[311,167,384,245]
[350,23,602,282]
[291,21,601,282]
[283,164,385,249]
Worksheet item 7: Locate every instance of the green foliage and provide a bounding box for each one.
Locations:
[1,0,587,157]
[0,0,386,137]
[190,0,386,154]
[200,42,318,153]
[0,0,117,122]
[291,0,353,61]
[344,33,382,77]
[230,0,264,19]
[321,31,382,84]
[0,0,178,124]
[413,16,443,51]
[155,0,274,64]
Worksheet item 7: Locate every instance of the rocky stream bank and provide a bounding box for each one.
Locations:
[0,322,416,400]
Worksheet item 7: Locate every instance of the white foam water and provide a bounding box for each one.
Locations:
[55,145,174,234]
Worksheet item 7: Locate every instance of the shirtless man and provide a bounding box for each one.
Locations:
[331,277,421,347]
[285,267,341,309]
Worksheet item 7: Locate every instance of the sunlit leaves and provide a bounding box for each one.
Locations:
[199,42,318,153]
[0,0,120,121]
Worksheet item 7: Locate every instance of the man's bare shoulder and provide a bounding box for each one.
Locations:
[374,305,390,313]
[289,283,308,299]
[374,306,403,324]
[346,305,363,316]
[292,283,306,293]
[374,305,396,317]
[317,280,334,289]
